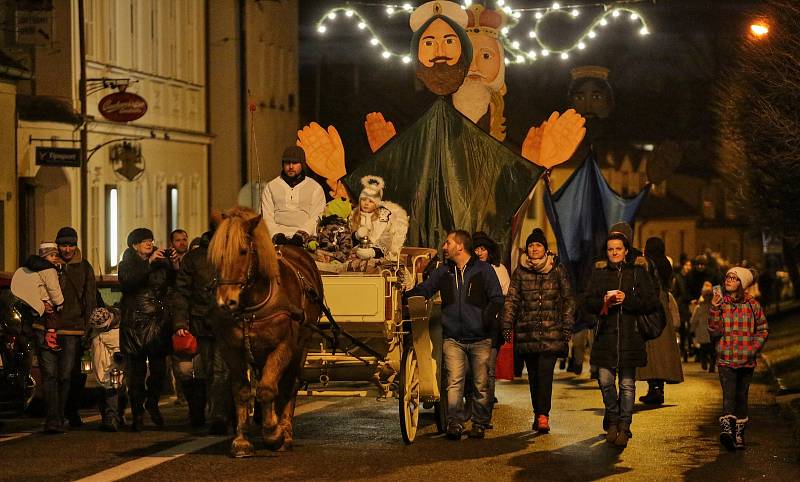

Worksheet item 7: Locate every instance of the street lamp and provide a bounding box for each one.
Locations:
[750,21,769,39]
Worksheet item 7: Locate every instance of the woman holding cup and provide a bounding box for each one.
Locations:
[582,230,660,448]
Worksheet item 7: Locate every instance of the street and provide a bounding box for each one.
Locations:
[1,362,797,481]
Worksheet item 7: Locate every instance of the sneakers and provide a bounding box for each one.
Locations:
[469,424,485,439]
[446,422,464,440]
[534,414,550,433]
[719,415,736,451]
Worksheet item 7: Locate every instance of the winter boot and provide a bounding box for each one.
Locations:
[735,417,748,450]
[131,411,144,432]
[145,400,164,426]
[719,415,736,451]
[605,421,620,444]
[638,381,664,405]
[614,422,631,448]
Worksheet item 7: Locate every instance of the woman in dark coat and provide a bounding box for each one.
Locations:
[118,228,176,431]
[583,231,660,448]
[502,229,575,433]
[637,237,684,404]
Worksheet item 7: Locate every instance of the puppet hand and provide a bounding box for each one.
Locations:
[537,109,586,169]
[522,122,545,165]
[364,112,396,153]
[297,122,346,183]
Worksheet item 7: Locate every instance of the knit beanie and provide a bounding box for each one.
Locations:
[38,242,58,258]
[727,267,755,290]
[127,228,154,248]
[525,228,548,251]
[281,145,306,164]
[609,221,633,243]
[55,226,78,245]
[359,175,384,205]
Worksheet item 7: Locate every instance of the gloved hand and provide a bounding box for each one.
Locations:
[356,247,376,260]
[355,226,370,239]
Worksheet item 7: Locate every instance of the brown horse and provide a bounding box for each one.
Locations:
[209,207,323,457]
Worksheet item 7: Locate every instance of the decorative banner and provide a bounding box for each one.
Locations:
[35,147,81,167]
[98,92,148,122]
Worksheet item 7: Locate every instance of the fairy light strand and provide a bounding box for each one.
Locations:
[314,1,652,65]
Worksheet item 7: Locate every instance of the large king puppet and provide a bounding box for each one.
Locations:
[297,1,586,251]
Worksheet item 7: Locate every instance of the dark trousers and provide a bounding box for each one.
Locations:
[719,366,754,418]
[35,332,80,426]
[520,352,557,417]
[126,352,167,415]
[174,337,231,422]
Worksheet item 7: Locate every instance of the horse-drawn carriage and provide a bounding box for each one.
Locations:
[303,248,445,444]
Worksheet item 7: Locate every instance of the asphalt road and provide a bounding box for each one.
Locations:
[1,362,797,481]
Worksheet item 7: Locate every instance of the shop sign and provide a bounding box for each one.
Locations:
[35,147,81,167]
[98,92,148,122]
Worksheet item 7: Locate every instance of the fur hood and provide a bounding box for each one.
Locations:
[379,200,409,258]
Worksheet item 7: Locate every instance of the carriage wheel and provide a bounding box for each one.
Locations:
[399,345,420,444]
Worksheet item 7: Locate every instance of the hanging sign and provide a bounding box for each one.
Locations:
[35,147,81,167]
[98,92,148,122]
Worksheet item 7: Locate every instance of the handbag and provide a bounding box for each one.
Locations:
[632,269,666,341]
[172,331,198,357]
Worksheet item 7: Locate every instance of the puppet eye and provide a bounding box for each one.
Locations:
[239,248,248,255]
[482,52,491,60]
[446,38,455,44]
[424,40,433,47]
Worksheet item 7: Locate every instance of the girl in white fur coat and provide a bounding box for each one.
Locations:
[348,176,409,261]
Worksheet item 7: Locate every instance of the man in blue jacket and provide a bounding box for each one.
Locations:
[405,230,504,440]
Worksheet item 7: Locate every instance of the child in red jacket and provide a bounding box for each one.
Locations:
[708,266,768,451]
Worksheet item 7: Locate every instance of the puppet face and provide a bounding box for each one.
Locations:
[359,197,378,214]
[415,17,469,96]
[569,78,612,119]
[418,18,462,67]
[466,32,501,85]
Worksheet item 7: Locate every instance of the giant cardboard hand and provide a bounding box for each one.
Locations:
[296,122,347,195]
[522,109,586,169]
[364,112,397,153]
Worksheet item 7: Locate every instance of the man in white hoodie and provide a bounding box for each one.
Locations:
[261,145,326,246]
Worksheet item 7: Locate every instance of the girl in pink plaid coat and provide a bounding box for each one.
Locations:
[708,266,768,451]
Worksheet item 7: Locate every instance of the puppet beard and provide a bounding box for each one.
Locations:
[452,78,492,123]
[416,60,469,96]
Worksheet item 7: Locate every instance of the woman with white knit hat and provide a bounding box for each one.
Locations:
[348,175,409,261]
[708,266,768,451]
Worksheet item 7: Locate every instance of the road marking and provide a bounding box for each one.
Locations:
[75,399,339,482]
[0,432,33,443]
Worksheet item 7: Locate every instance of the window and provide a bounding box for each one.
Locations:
[105,185,119,272]
[167,185,179,236]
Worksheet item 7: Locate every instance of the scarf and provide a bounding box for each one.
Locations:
[529,253,554,274]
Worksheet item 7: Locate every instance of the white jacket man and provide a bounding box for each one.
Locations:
[261,146,326,240]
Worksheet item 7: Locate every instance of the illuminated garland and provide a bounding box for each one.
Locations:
[315,1,651,65]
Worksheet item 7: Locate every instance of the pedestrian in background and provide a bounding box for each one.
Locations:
[501,228,574,433]
[637,237,684,405]
[690,282,716,372]
[119,228,177,431]
[583,230,659,448]
[709,266,768,451]
[472,231,509,422]
[167,228,190,408]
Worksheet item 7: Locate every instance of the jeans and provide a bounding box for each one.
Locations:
[443,338,492,427]
[719,366,754,418]
[126,352,167,415]
[35,332,80,426]
[597,366,636,425]
[174,337,231,422]
[570,328,594,372]
[487,347,497,408]
[520,353,557,416]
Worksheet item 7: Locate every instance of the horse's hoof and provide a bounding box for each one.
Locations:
[231,439,255,458]
[263,428,285,451]
[276,440,293,452]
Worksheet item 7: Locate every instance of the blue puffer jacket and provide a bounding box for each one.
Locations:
[406,256,504,342]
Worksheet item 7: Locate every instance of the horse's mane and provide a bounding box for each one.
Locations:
[208,206,281,283]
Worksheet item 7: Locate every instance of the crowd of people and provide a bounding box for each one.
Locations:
[7,144,770,455]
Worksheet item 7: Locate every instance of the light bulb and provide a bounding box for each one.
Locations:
[317,25,327,34]
[529,31,536,38]
[403,3,413,12]
[328,12,336,20]
[370,37,379,46]
[541,49,550,56]
[588,30,596,38]
[515,55,524,63]
[528,50,537,59]
[630,13,639,21]
[497,0,505,6]
[511,40,520,49]
[357,22,366,30]
[386,7,394,15]
[612,10,620,18]
[535,12,543,19]
[639,27,649,35]
[560,52,569,59]
[577,42,586,49]
[402,56,411,63]
[382,51,391,59]
[345,10,354,17]
[552,2,561,9]
[600,18,608,26]
[571,9,579,17]
[501,27,509,35]
[513,11,521,19]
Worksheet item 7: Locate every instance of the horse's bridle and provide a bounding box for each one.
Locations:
[212,238,258,295]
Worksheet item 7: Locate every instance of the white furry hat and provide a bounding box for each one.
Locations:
[727,267,755,290]
[359,175,385,205]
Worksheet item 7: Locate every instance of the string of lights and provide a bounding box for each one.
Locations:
[314,1,651,65]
